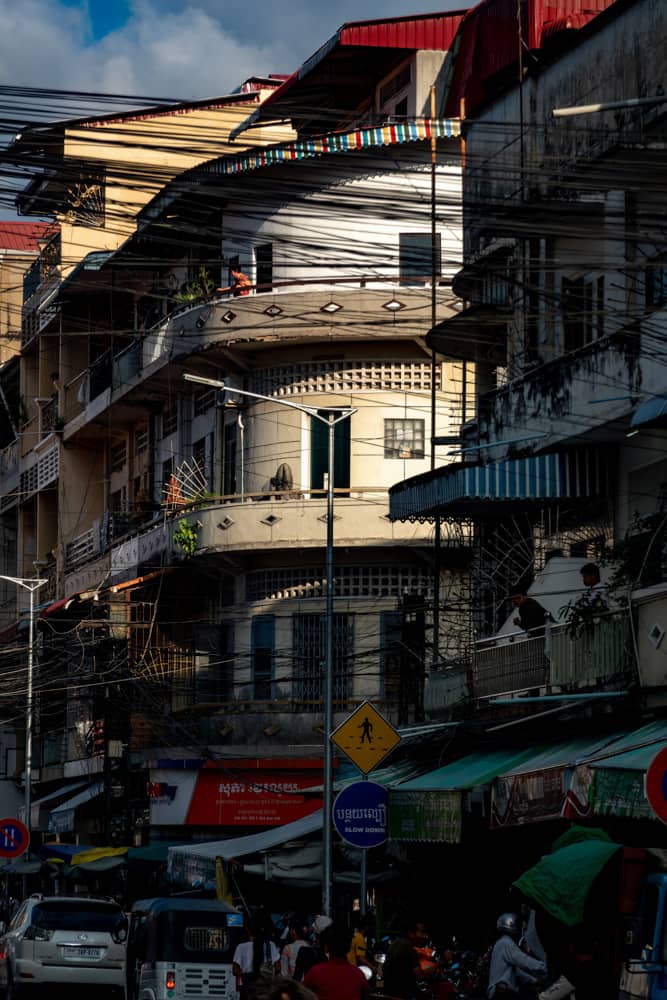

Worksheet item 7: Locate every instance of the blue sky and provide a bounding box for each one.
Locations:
[0,0,470,101]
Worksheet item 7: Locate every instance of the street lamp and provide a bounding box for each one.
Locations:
[0,575,47,847]
[184,372,356,915]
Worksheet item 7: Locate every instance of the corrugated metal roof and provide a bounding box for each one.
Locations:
[502,734,630,777]
[395,748,535,791]
[585,721,667,772]
[0,221,52,253]
[337,12,467,51]
[389,447,608,521]
[444,0,617,116]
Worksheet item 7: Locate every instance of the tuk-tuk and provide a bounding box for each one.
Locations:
[127,897,245,1000]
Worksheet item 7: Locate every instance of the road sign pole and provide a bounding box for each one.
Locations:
[360,846,367,916]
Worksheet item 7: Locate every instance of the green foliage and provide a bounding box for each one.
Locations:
[173,518,199,557]
[173,267,215,305]
[558,592,609,638]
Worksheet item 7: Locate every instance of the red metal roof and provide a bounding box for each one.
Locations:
[0,221,52,253]
[444,0,617,116]
[257,10,469,127]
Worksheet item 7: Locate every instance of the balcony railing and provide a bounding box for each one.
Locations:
[471,610,631,699]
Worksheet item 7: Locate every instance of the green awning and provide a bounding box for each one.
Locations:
[395,749,537,791]
[128,842,190,864]
[514,839,622,926]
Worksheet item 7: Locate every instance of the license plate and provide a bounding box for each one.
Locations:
[63,947,102,959]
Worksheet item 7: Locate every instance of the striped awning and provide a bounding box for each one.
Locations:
[389,447,608,521]
[215,118,460,177]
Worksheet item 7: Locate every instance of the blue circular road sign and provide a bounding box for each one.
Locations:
[333,781,388,848]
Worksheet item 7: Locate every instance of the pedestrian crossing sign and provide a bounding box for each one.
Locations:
[330,701,401,774]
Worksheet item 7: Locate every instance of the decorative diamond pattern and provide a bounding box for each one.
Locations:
[264,304,283,317]
[261,513,282,526]
[222,310,236,324]
[320,301,342,314]
[382,299,405,311]
[217,516,235,530]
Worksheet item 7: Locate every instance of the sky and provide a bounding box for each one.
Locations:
[1,0,470,103]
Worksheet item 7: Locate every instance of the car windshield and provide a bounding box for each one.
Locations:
[32,902,123,932]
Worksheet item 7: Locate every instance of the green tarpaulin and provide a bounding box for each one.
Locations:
[514,838,621,926]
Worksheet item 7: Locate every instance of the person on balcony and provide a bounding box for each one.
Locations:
[512,590,552,637]
[579,563,607,607]
[217,266,251,297]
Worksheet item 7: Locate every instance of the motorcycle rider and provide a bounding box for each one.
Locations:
[488,913,546,998]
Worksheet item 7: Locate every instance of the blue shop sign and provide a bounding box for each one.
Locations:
[333,781,388,848]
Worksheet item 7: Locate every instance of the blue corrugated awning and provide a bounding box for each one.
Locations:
[631,394,667,429]
[48,781,103,834]
[389,447,608,521]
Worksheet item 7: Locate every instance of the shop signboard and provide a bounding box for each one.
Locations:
[645,746,667,824]
[149,758,324,826]
[388,790,461,843]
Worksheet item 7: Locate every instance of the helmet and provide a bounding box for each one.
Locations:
[496,913,521,937]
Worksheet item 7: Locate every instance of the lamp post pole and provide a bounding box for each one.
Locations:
[0,575,47,847]
[184,373,355,915]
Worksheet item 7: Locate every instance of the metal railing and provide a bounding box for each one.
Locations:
[471,610,631,699]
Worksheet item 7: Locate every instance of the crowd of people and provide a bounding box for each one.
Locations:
[229,906,576,1000]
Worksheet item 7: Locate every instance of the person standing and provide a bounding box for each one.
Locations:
[233,918,281,1000]
[282,921,309,977]
[579,563,607,605]
[304,924,369,1000]
[217,266,252,297]
[487,913,546,998]
[382,920,427,1000]
[512,591,551,636]
[347,915,373,973]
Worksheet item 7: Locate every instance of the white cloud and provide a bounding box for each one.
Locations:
[0,0,468,103]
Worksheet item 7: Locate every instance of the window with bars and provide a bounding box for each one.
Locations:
[162,402,178,437]
[193,436,209,489]
[384,419,425,459]
[135,425,148,454]
[246,565,434,602]
[250,360,440,397]
[194,387,216,416]
[292,613,353,704]
[252,615,274,700]
[110,439,127,472]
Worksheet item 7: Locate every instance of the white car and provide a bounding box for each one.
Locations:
[0,894,127,999]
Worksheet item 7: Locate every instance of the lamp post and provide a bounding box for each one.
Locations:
[0,575,47,847]
[184,372,355,915]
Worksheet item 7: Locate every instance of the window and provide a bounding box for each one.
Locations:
[293,613,353,704]
[162,401,178,438]
[256,243,273,291]
[380,611,402,701]
[251,616,274,701]
[562,275,605,352]
[194,387,215,416]
[194,623,232,704]
[110,439,127,472]
[394,97,408,118]
[223,421,237,495]
[193,436,209,489]
[646,259,667,308]
[311,411,350,490]
[384,419,425,459]
[399,233,440,285]
[135,425,148,454]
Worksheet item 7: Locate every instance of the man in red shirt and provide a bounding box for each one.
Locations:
[304,924,369,1000]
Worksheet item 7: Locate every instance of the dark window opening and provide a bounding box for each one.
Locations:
[252,615,274,701]
[256,244,273,291]
[399,233,441,286]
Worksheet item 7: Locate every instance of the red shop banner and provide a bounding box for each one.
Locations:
[149,758,325,827]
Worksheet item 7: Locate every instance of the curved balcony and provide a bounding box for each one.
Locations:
[183,490,468,557]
